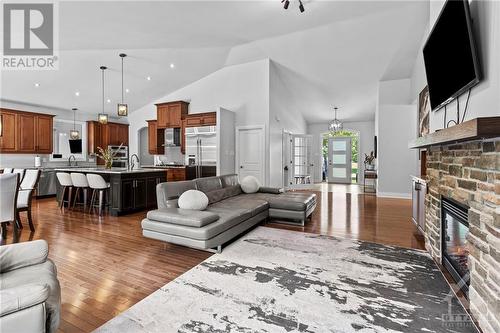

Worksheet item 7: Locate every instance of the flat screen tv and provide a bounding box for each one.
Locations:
[69,139,82,154]
[423,0,481,111]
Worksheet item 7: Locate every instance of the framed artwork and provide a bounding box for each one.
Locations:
[418,86,431,137]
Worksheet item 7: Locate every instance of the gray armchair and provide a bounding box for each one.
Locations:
[0,240,61,333]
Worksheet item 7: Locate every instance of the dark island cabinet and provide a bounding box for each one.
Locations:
[110,172,166,216]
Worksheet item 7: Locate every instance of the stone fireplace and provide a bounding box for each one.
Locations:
[425,139,499,333]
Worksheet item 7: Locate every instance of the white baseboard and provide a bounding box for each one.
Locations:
[377,192,411,199]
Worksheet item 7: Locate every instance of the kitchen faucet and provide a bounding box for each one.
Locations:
[130,154,140,170]
[68,155,76,167]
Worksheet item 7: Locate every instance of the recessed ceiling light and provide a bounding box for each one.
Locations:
[125,88,130,93]
[75,91,80,96]
[170,63,175,69]
[34,83,40,87]
[107,99,111,103]
[146,76,151,81]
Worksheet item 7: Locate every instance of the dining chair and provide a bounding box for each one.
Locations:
[2,168,13,173]
[0,173,19,238]
[12,168,26,182]
[16,169,41,231]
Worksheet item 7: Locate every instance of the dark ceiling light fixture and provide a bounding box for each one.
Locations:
[117,53,128,117]
[69,108,80,139]
[98,66,109,124]
[281,0,304,12]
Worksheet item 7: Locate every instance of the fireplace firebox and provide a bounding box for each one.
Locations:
[441,197,470,297]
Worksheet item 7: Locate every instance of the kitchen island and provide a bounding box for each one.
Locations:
[54,168,167,216]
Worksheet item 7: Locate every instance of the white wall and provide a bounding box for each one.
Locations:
[128,59,272,184]
[410,0,500,130]
[268,61,308,187]
[375,78,418,198]
[0,100,128,168]
[307,121,375,184]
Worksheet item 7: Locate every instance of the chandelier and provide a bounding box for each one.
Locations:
[328,107,343,133]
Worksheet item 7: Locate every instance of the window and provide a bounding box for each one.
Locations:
[51,119,87,160]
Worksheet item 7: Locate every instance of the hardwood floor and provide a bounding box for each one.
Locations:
[1,190,424,332]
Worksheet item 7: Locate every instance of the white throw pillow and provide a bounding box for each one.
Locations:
[178,190,209,210]
[240,176,261,194]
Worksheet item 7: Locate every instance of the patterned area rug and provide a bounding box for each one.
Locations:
[96,227,478,332]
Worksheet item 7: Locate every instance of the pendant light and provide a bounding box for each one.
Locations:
[328,106,343,133]
[117,53,128,116]
[69,108,80,139]
[98,66,108,124]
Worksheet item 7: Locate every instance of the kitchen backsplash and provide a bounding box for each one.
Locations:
[0,154,97,168]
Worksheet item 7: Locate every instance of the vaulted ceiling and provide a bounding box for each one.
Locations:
[1,0,429,123]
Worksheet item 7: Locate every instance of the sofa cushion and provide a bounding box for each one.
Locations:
[205,188,227,205]
[210,196,269,217]
[223,185,242,198]
[219,174,240,187]
[194,176,222,193]
[142,207,252,240]
[147,208,219,227]
[241,176,260,193]
[178,190,209,210]
[1,260,60,333]
[0,283,49,317]
[259,187,284,194]
[156,181,196,209]
[267,193,316,211]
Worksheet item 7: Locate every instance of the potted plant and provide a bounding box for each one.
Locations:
[93,144,123,169]
[364,151,376,171]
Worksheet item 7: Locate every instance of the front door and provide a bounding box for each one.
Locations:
[236,126,265,184]
[328,137,352,184]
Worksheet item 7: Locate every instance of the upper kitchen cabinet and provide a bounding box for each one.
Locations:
[184,112,216,127]
[156,101,188,128]
[87,121,129,162]
[147,120,164,155]
[0,108,54,154]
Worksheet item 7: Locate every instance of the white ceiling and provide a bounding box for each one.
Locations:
[1,0,429,123]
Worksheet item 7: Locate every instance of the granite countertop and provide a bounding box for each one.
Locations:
[141,165,187,169]
[54,167,168,174]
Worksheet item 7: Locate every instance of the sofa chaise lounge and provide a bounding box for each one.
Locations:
[141,174,316,252]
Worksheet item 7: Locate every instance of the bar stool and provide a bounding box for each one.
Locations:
[86,174,109,216]
[56,173,73,209]
[13,169,26,183]
[70,173,90,210]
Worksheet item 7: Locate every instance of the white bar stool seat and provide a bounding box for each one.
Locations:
[70,173,90,210]
[86,174,110,215]
[56,173,73,209]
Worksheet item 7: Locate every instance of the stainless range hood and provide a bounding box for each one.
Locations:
[165,128,181,147]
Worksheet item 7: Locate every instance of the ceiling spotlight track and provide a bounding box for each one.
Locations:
[281,0,305,13]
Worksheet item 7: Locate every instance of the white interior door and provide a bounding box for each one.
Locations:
[291,135,313,188]
[282,131,292,189]
[236,126,265,184]
[328,137,352,184]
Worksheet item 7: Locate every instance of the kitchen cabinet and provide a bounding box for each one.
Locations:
[411,177,427,234]
[0,108,54,154]
[147,120,164,155]
[114,173,165,214]
[87,121,129,164]
[181,119,186,154]
[156,101,188,128]
[0,110,17,151]
[184,112,216,127]
[167,168,186,182]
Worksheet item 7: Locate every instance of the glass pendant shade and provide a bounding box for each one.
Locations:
[98,113,108,124]
[117,103,128,116]
[328,107,343,133]
[69,108,80,139]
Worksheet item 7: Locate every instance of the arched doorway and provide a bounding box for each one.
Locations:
[138,126,154,166]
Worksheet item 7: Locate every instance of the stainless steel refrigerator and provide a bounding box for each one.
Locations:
[185,126,217,179]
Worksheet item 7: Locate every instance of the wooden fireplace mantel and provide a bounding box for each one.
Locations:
[409,117,500,149]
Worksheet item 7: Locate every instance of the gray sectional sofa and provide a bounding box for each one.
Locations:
[141,174,316,252]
